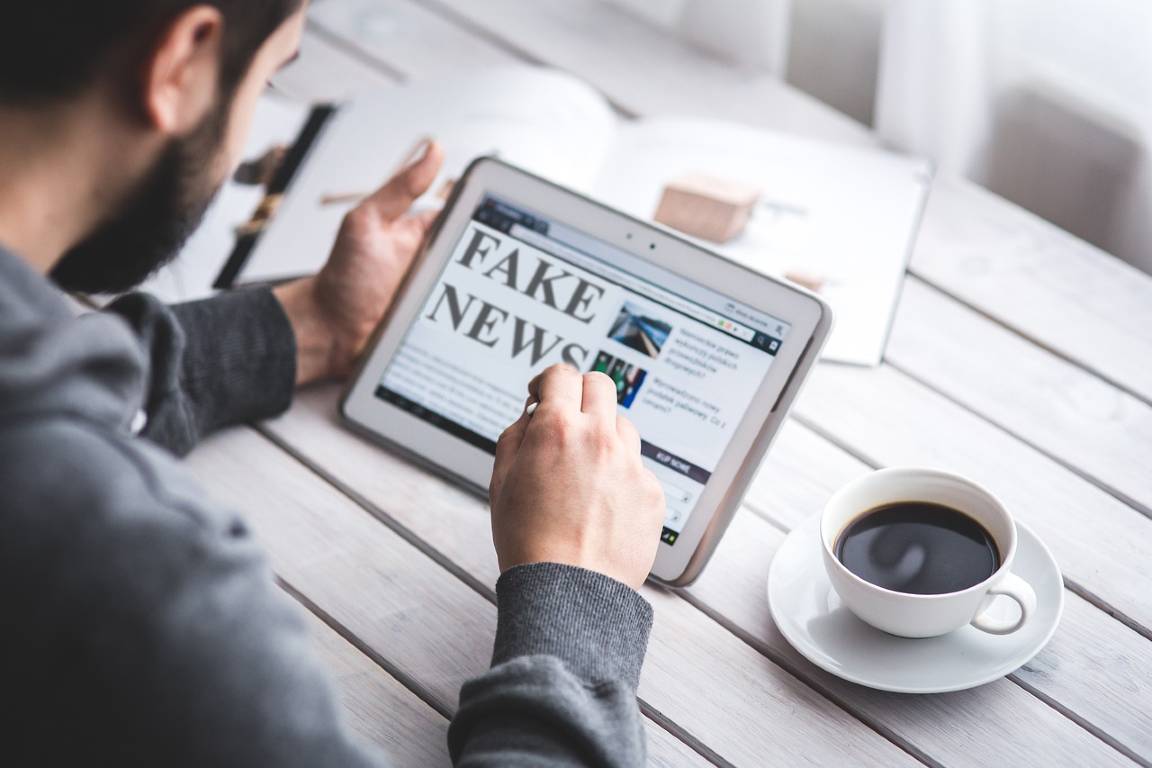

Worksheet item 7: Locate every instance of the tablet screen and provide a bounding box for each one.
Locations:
[376,195,790,545]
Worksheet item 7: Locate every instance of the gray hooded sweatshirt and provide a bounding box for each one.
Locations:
[0,245,652,766]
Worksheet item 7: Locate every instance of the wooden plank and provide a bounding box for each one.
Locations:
[267,386,1146,767]
[317,0,1152,404]
[745,421,1152,764]
[792,363,1152,636]
[303,611,451,766]
[257,388,923,768]
[185,427,706,767]
[886,278,1152,516]
[910,178,1152,403]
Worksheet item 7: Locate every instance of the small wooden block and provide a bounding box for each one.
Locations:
[784,270,827,293]
[654,173,761,243]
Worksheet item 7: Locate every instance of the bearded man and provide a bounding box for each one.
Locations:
[0,2,666,765]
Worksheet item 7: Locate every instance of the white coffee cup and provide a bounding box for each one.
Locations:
[820,467,1037,638]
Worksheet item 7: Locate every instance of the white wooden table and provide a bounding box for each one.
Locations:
[185,2,1152,765]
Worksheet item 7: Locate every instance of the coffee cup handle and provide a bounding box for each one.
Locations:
[970,572,1038,635]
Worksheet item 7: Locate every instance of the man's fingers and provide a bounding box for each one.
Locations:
[616,413,642,454]
[581,371,618,420]
[363,139,445,223]
[387,209,441,256]
[527,364,583,414]
[411,208,440,231]
[491,410,529,500]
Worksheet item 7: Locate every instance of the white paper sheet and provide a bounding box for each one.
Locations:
[240,67,618,284]
[594,118,932,366]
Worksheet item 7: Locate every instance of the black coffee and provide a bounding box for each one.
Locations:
[834,501,1000,595]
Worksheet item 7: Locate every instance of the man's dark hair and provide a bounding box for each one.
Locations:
[1,1,303,107]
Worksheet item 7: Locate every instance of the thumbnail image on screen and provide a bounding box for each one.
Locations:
[608,301,672,358]
[590,350,648,408]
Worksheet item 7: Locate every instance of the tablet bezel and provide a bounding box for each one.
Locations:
[342,157,831,586]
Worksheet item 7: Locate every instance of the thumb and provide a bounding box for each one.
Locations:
[364,139,445,223]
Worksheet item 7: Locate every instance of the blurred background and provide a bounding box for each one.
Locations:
[170,0,1148,324]
[603,0,1152,275]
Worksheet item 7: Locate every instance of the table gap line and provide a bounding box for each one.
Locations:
[406,0,720,118]
[1063,581,1152,642]
[906,273,1152,410]
[677,591,940,768]
[276,576,456,720]
[410,0,547,67]
[743,502,792,535]
[1007,675,1152,768]
[252,425,728,767]
[255,426,496,601]
[789,413,1152,643]
[883,356,1152,520]
[788,413,887,472]
[305,17,411,83]
[404,0,635,122]
[634,705,734,768]
[311,2,643,123]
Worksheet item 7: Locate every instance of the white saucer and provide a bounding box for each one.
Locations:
[767,516,1064,693]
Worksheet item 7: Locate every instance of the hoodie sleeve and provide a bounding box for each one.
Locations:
[106,289,297,455]
[448,563,652,767]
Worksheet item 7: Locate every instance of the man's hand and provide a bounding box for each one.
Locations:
[274,139,445,384]
[489,365,666,590]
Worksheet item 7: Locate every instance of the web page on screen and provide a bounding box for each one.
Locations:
[377,195,790,544]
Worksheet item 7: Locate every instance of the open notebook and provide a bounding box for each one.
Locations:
[233,67,931,366]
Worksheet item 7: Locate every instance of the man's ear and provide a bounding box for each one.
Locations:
[141,6,224,134]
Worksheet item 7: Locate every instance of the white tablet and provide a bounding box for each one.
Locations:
[342,158,831,586]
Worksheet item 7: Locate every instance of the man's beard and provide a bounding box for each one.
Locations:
[50,104,228,295]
